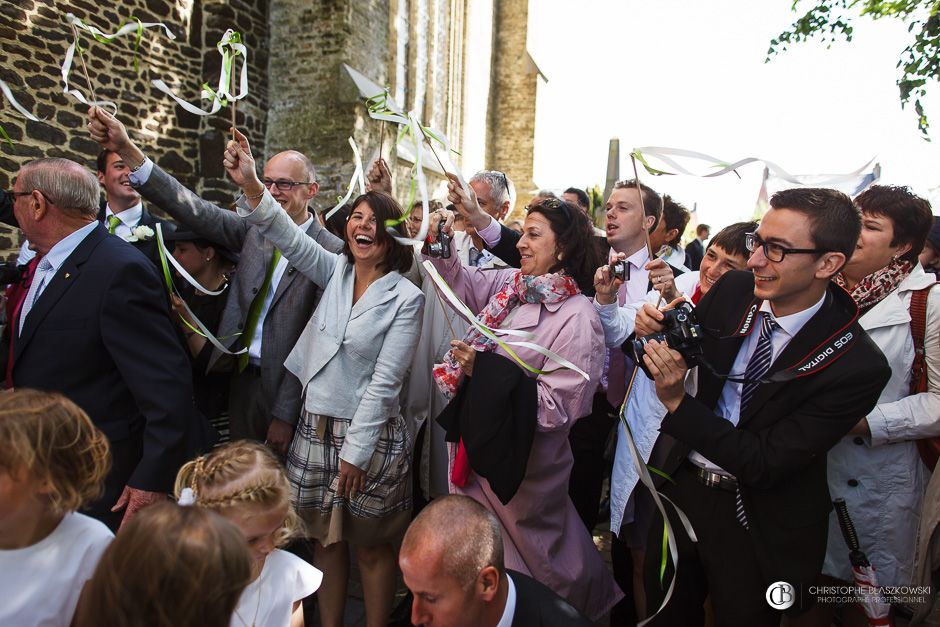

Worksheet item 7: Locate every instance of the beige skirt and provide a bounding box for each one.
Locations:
[286,412,412,546]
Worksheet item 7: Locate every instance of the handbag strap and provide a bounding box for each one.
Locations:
[909,284,936,395]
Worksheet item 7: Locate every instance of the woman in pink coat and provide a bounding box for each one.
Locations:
[424,188,623,621]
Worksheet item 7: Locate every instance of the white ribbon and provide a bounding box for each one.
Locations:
[617,376,697,627]
[156,232,227,297]
[324,137,365,220]
[152,29,247,116]
[633,146,877,187]
[62,13,176,112]
[0,80,41,121]
[422,260,590,380]
[177,487,196,506]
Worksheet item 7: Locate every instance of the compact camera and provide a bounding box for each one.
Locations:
[630,301,704,376]
[427,220,451,259]
[610,259,628,282]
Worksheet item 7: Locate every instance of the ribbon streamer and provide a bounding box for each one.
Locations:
[155,224,245,355]
[152,29,247,116]
[62,13,175,111]
[0,80,41,122]
[422,260,590,380]
[324,137,366,220]
[633,146,877,187]
[617,372,697,627]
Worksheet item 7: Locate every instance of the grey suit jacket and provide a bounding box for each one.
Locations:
[135,164,344,425]
[238,193,425,470]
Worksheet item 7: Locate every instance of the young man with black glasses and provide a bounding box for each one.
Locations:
[635,188,891,626]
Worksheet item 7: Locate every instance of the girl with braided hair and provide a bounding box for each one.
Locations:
[174,441,322,627]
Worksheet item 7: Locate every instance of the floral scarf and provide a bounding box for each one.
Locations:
[432,270,580,399]
[833,257,914,311]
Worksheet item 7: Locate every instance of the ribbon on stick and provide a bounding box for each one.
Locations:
[617,368,697,626]
[632,146,877,187]
[0,79,43,149]
[152,29,248,117]
[62,13,176,111]
[422,260,590,380]
[155,224,245,355]
[324,137,366,221]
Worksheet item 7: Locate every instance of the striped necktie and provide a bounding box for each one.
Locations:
[735,312,779,528]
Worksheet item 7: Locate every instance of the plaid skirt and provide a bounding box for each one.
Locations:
[286,412,412,547]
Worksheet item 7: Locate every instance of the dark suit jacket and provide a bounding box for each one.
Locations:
[684,238,704,270]
[136,164,344,425]
[96,201,175,267]
[8,224,199,514]
[508,570,593,627]
[649,270,890,589]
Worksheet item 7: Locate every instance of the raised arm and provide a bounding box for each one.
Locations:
[88,107,248,249]
[225,129,338,288]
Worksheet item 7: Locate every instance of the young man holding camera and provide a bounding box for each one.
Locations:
[636,189,890,626]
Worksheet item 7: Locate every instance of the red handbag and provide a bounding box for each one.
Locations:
[909,286,940,471]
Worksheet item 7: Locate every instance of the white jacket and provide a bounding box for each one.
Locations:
[824,264,940,586]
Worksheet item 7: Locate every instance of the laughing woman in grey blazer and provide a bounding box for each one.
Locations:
[224,131,424,627]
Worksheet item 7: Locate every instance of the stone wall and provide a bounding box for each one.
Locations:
[0,0,270,256]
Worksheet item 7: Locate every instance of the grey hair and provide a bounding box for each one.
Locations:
[401,495,504,589]
[18,158,100,219]
[470,170,516,215]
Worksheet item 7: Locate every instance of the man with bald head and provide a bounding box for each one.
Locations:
[89,108,343,449]
[1,157,198,530]
[400,495,592,627]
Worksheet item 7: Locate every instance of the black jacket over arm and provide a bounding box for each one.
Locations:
[488,223,522,268]
[649,270,890,589]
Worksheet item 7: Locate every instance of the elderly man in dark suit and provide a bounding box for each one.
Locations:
[2,157,199,530]
[400,495,593,627]
[89,107,343,452]
[637,188,891,626]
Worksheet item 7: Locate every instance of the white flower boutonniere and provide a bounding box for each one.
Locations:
[125,225,155,242]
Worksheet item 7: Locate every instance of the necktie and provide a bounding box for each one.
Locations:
[237,248,282,372]
[107,215,122,234]
[18,257,53,336]
[605,281,632,407]
[735,312,779,528]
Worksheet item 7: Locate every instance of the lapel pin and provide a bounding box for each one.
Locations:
[287,267,295,275]
[64,272,71,279]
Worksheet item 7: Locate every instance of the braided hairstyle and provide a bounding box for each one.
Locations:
[174,441,301,547]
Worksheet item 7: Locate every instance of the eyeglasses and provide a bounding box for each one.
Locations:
[261,178,310,191]
[527,196,573,222]
[745,232,828,263]
[8,189,56,204]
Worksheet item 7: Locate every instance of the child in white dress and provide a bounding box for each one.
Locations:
[175,440,323,627]
[0,389,113,627]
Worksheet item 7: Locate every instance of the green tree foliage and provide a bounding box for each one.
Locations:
[767,1,939,139]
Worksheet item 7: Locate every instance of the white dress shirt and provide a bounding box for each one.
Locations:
[593,247,653,347]
[494,573,518,627]
[104,202,143,240]
[690,293,826,473]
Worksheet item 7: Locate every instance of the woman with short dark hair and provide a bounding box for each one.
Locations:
[816,185,940,626]
[223,133,425,627]
[424,187,621,621]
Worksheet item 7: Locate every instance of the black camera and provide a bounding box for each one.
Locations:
[427,220,451,259]
[630,301,704,376]
[610,259,628,282]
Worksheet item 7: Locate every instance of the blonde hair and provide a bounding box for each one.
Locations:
[74,502,252,627]
[174,440,300,546]
[0,389,110,513]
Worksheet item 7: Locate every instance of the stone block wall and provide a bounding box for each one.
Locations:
[0,0,269,256]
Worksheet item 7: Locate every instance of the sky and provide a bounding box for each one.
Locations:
[527,0,940,230]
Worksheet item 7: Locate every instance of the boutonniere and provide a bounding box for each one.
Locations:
[125,225,155,242]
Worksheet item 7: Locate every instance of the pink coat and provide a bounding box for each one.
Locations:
[427,253,623,620]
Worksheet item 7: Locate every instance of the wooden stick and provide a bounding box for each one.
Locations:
[631,153,655,259]
[229,54,236,140]
[71,25,98,104]
[418,124,449,175]
[379,120,386,159]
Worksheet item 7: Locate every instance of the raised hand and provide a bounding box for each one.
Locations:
[365,158,392,194]
[88,107,145,168]
[222,127,262,194]
[593,252,626,306]
[645,258,679,302]
[445,172,490,231]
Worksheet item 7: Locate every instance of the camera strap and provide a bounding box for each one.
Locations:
[706,294,860,384]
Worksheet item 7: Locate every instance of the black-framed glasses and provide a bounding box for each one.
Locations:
[527,196,573,222]
[261,178,310,191]
[8,189,55,204]
[745,232,828,263]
